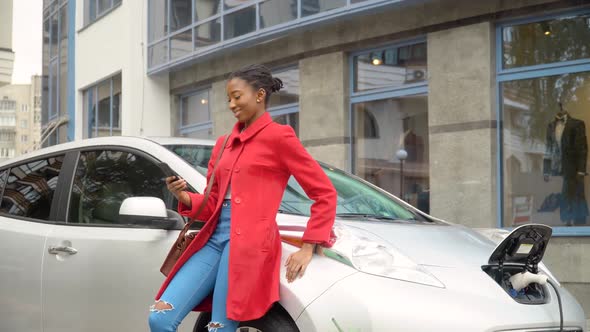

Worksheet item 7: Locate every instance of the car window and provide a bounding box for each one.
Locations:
[0,169,8,194]
[0,155,65,220]
[68,150,175,225]
[165,144,212,176]
[282,166,422,221]
[166,144,424,222]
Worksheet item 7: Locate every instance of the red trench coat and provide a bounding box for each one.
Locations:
[155,112,337,321]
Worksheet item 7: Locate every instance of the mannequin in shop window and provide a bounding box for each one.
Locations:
[542,102,589,225]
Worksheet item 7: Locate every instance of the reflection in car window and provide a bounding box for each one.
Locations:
[68,150,174,225]
[165,145,212,176]
[0,155,64,220]
[166,144,422,222]
[0,169,7,196]
[282,165,421,221]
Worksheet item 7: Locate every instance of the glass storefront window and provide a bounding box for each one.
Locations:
[353,42,427,92]
[269,67,299,107]
[502,13,590,69]
[177,89,213,139]
[268,67,300,135]
[501,71,590,227]
[272,113,299,135]
[352,95,430,213]
[181,90,210,126]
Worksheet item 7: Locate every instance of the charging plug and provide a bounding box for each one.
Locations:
[509,271,548,291]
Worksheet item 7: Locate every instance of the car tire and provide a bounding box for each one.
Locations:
[193,303,299,332]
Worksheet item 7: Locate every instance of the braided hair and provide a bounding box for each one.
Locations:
[228,64,283,105]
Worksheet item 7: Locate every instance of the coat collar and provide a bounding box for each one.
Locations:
[228,112,273,146]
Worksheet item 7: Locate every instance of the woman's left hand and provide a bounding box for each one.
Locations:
[285,243,315,283]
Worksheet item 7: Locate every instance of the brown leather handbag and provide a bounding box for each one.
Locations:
[160,134,230,276]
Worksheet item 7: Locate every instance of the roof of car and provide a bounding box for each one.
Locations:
[0,136,216,168]
[146,136,216,146]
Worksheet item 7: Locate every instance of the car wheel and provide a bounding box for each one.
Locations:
[193,303,299,332]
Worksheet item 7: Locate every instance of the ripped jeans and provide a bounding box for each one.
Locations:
[149,200,239,332]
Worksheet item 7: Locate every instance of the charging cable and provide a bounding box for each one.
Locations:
[547,278,563,332]
[509,272,563,332]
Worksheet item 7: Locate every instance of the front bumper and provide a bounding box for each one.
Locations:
[295,268,587,332]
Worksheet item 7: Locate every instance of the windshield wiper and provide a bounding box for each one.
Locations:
[335,213,414,221]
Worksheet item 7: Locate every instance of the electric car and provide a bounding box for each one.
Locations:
[0,136,586,332]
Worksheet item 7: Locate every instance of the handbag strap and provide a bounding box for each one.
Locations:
[178,134,231,240]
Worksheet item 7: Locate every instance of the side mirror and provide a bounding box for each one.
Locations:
[119,197,176,229]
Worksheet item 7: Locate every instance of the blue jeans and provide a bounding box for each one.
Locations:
[149,200,239,332]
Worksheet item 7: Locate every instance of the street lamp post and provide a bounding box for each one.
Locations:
[396,149,408,199]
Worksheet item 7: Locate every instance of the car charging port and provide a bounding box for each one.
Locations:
[481,224,553,305]
[482,265,549,304]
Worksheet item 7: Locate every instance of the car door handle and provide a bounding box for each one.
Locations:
[48,245,78,255]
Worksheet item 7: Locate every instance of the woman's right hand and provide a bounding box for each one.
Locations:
[166,176,187,198]
[166,176,191,208]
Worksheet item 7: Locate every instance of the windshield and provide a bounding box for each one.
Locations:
[166,144,424,222]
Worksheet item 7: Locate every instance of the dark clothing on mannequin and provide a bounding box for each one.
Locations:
[543,115,588,225]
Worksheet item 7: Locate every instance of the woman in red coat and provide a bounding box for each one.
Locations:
[149,64,337,332]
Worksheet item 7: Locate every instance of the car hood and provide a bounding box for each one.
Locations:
[336,220,496,268]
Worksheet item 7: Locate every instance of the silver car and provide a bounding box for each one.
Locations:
[0,136,586,332]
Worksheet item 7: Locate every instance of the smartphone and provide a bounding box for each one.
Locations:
[157,162,178,181]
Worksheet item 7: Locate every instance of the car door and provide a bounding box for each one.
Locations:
[0,154,66,332]
[41,148,198,332]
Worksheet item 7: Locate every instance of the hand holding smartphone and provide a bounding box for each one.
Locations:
[158,162,178,181]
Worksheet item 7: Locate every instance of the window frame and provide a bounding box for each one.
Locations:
[496,8,590,236]
[43,0,71,145]
[82,73,122,138]
[268,65,300,135]
[82,0,122,28]
[62,146,177,228]
[147,0,419,74]
[0,151,72,224]
[177,87,213,138]
[349,38,429,173]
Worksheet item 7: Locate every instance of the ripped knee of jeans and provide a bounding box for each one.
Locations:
[206,321,224,332]
[149,300,174,314]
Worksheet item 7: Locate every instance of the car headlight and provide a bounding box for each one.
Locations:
[325,225,445,288]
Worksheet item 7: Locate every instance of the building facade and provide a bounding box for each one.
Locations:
[0,0,14,87]
[0,76,44,161]
[43,0,590,318]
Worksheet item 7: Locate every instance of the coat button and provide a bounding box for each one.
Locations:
[234,197,241,204]
[235,227,241,235]
[234,167,240,173]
